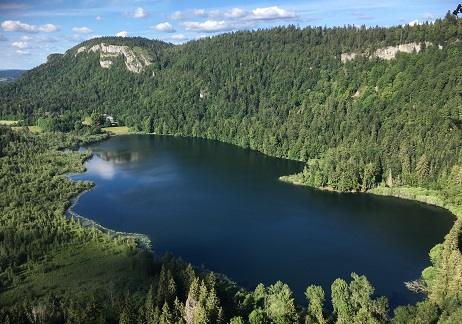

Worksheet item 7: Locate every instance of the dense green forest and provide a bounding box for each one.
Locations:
[2,18,462,196]
[1,14,462,323]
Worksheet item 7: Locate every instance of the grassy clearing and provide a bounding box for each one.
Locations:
[282,173,462,218]
[0,239,150,307]
[368,185,461,217]
[82,116,93,126]
[103,126,129,135]
[0,120,19,125]
[10,125,42,132]
[27,126,42,132]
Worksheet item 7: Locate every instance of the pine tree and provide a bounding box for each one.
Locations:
[305,285,326,324]
[332,278,353,324]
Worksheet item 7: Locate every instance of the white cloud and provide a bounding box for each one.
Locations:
[16,49,30,55]
[2,20,59,33]
[171,34,188,41]
[250,6,298,21]
[208,10,222,19]
[225,8,247,18]
[172,6,299,33]
[12,41,28,48]
[171,6,297,22]
[127,7,149,18]
[194,9,206,17]
[152,22,176,33]
[207,8,247,19]
[39,24,60,32]
[421,13,436,20]
[170,11,187,20]
[116,31,129,37]
[170,8,207,20]
[408,20,419,26]
[72,27,93,34]
[183,20,235,33]
[96,16,104,22]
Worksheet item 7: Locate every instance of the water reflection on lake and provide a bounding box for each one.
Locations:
[71,135,455,307]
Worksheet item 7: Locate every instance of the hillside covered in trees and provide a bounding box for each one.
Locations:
[2,18,462,196]
[1,14,462,323]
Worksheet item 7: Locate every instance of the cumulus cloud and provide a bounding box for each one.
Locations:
[207,8,247,19]
[408,20,419,26]
[421,13,436,20]
[152,22,176,33]
[170,9,207,20]
[2,20,59,33]
[225,8,247,18]
[172,6,297,22]
[171,34,188,41]
[170,11,188,20]
[96,16,104,22]
[193,9,206,17]
[116,31,129,37]
[183,20,235,33]
[72,27,93,34]
[12,41,28,48]
[127,7,149,18]
[40,24,60,32]
[249,6,298,21]
[171,6,299,33]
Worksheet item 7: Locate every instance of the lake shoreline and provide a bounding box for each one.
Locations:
[66,186,153,251]
[280,174,460,219]
[65,134,153,251]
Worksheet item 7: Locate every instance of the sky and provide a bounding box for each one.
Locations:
[0,1,457,69]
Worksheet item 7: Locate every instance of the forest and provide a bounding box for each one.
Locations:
[1,13,462,323]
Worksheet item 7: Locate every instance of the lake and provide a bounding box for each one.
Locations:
[70,135,455,307]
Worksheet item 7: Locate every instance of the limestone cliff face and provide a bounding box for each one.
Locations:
[341,42,440,62]
[75,43,152,73]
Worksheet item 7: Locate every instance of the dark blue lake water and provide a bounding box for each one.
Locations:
[70,135,454,307]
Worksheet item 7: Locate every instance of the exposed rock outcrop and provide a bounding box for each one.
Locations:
[184,296,197,324]
[75,43,152,73]
[341,42,440,62]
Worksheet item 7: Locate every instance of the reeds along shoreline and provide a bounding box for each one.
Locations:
[66,187,153,251]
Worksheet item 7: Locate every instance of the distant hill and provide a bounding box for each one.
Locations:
[0,69,27,86]
[0,69,27,78]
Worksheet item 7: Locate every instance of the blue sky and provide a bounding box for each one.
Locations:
[0,1,456,69]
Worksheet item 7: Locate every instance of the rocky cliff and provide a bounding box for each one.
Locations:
[341,42,441,62]
[75,43,152,73]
